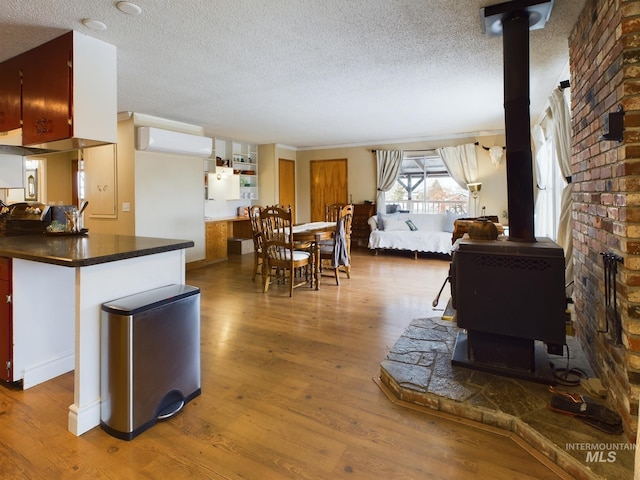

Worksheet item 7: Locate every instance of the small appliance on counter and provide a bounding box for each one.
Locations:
[4,202,52,236]
[237,206,250,217]
[50,205,77,225]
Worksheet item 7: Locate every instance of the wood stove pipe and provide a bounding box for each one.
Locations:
[501,9,536,242]
[483,0,553,242]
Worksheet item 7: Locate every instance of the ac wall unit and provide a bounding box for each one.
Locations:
[136,127,213,157]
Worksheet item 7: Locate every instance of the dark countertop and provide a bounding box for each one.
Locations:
[0,233,194,267]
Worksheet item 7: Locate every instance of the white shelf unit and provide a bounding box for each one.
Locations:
[231,141,258,201]
[205,138,258,201]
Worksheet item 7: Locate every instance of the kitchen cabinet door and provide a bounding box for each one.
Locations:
[21,32,73,145]
[0,153,25,188]
[206,221,227,262]
[0,258,12,382]
[84,144,117,218]
[0,56,22,132]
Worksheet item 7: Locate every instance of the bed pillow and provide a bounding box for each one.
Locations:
[406,219,418,231]
[382,216,411,231]
[412,214,445,231]
[444,210,464,233]
[377,213,398,230]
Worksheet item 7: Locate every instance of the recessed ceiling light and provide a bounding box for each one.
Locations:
[81,18,107,30]
[117,1,142,15]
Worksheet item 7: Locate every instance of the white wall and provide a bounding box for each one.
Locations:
[204,180,248,219]
[474,135,509,223]
[134,150,205,263]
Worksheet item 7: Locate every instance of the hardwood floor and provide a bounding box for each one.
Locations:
[0,249,568,479]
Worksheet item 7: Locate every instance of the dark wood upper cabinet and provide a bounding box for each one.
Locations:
[0,31,117,150]
[21,32,73,145]
[0,56,22,132]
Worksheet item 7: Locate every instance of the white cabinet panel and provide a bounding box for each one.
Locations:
[0,154,24,188]
[84,144,117,217]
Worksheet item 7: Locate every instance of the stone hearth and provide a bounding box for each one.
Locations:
[377,315,634,480]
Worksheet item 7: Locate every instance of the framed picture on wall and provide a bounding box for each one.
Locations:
[25,169,37,200]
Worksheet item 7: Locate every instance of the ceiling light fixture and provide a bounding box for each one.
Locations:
[116,1,143,15]
[481,0,553,36]
[81,18,107,30]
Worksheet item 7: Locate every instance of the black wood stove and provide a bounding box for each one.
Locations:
[450,0,568,384]
[451,237,568,382]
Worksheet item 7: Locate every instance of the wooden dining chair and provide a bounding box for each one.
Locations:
[248,205,263,281]
[259,205,312,296]
[325,203,346,222]
[320,202,347,252]
[319,204,353,285]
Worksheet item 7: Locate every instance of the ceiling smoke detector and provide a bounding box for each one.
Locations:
[116,2,142,15]
[81,18,107,30]
[481,0,554,36]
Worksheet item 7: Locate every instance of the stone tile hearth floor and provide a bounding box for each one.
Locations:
[376,309,634,480]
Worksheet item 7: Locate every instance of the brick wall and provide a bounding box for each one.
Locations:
[570,0,640,438]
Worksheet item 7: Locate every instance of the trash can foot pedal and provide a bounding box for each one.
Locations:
[156,390,185,420]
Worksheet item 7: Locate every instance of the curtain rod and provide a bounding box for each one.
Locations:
[371,149,436,153]
[372,143,483,153]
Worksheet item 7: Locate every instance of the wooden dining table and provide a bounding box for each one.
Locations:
[291,221,335,290]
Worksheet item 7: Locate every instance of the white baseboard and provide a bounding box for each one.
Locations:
[21,352,74,390]
[68,398,102,436]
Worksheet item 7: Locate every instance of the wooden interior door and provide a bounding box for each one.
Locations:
[310,159,348,221]
[278,159,296,222]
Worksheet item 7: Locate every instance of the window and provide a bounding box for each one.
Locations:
[386,154,468,214]
[534,126,564,241]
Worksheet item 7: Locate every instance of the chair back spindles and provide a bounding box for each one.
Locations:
[259,205,312,296]
[260,205,292,259]
[249,205,263,281]
[318,204,354,285]
[325,203,346,222]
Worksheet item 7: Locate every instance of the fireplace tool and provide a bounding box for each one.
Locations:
[432,274,450,308]
[600,251,623,346]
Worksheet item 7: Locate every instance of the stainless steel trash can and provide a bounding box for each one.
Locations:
[100,284,201,440]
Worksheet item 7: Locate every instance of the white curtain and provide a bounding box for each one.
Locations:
[375,150,403,216]
[437,143,479,213]
[533,124,554,238]
[548,87,574,294]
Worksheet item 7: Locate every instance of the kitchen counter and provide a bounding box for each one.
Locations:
[2,233,193,436]
[0,233,194,267]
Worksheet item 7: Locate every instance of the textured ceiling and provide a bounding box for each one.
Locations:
[0,0,586,148]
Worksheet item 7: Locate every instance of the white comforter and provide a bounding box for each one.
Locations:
[367,213,455,255]
[368,230,453,255]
